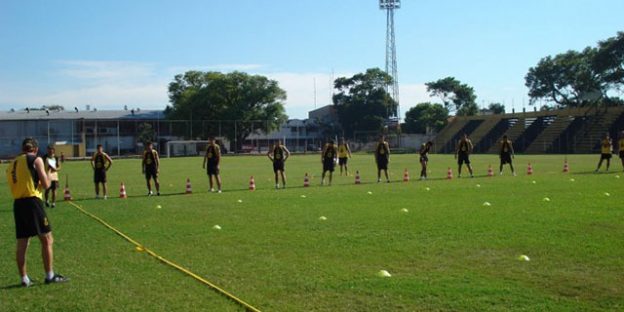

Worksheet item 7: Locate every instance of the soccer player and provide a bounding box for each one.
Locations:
[499,135,516,176]
[142,141,160,196]
[43,145,61,208]
[6,138,68,287]
[375,135,390,183]
[619,131,624,171]
[267,139,290,189]
[337,137,352,176]
[202,137,222,193]
[90,144,113,199]
[321,139,338,185]
[455,133,474,178]
[419,141,433,180]
[595,132,613,172]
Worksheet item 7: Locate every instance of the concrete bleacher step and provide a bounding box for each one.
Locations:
[486,118,526,153]
[524,115,574,154]
[433,118,468,153]
[573,107,624,153]
[470,117,502,148]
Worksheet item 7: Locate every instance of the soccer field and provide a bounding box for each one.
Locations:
[0,153,622,311]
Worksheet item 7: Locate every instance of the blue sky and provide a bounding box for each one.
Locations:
[1,0,623,118]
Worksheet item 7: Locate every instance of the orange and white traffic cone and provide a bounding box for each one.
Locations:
[185,178,192,194]
[63,182,72,201]
[403,168,410,182]
[487,165,494,177]
[119,182,127,198]
[527,163,534,175]
[563,160,569,173]
[447,167,453,180]
[303,173,310,187]
[355,170,361,184]
[249,176,256,191]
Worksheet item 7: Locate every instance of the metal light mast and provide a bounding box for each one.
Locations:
[379,0,400,120]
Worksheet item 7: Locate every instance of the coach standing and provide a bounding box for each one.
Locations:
[6,138,68,287]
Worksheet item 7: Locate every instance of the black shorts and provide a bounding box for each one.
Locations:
[376,158,389,170]
[601,153,612,160]
[13,197,52,239]
[48,180,59,191]
[500,152,512,164]
[620,151,624,159]
[273,160,285,173]
[339,157,348,166]
[94,169,107,183]
[145,166,158,180]
[457,152,471,165]
[207,163,219,176]
[419,155,428,162]
[323,159,336,172]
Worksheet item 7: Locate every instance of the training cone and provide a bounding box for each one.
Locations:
[185,178,192,194]
[527,163,534,175]
[249,176,256,191]
[303,173,310,187]
[403,168,410,182]
[487,164,494,177]
[63,182,72,201]
[119,182,127,199]
[447,167,453,180]
[563,160,569,173]
[355,170,361,184]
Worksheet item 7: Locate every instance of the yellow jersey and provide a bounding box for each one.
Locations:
[6,154,42,200]
[338,144,349,158]
[601,139,612,154]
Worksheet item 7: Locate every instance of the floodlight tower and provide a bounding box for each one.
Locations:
[380,0,400,120]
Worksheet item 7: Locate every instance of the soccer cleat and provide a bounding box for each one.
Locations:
[45,201,50,207]
[51,203,56,208]
[386,180,390,183]
[45,274,69,284]
[210,188,215,193]
[95,195,100,199]
[157,192,160,196]
[148,191,153,196]
[217,190,222,193]
[103,195,108,200]
[275,184,279,189]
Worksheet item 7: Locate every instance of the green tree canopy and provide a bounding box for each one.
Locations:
[403,102,449,134]
[332,68,396,137]
[488,103,505,114]
[166,71,288,150]
[425,77,478,116]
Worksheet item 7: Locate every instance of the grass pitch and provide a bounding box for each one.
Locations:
[0,153,623,311]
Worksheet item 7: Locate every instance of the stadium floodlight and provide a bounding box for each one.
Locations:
[379,0,400,120]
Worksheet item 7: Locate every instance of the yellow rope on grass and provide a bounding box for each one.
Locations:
[67,201,262,312]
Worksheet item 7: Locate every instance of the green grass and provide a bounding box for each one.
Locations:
[0,153,623,311]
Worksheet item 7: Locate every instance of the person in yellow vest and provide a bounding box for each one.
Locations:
[455,133,474,178]
[321,139,338,186]
[43,145,61,208]
[337,137,352,176]
[499,135,516,176]
[619,131,624,171]
[374,135,390,183]
[90,144,113,199]
[267,140,290,189]
[142,141,160,196]
[595,132,612,172]
[6,138,68,287]
[202,137,222,193]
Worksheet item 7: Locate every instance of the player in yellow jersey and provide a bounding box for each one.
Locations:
[43,145,61,208]
[374,135,391,183]
[499,135,516,176]
[202,137,222,193]
[90,144,113,199]
[455,133,474,178]
[142,141,160,196]
[321,139,338,185]
[267,140,291,189]
[619,131,624,171]
[6,138,68,287]
[595,132,612,172]
[337,137,352,176]
[419,141,433,180]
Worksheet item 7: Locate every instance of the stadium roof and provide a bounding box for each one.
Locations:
[0,109,165,121]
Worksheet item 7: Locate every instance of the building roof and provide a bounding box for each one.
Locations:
[0,109,165,121]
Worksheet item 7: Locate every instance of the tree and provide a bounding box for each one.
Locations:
[137,122,156,145]
[403,102,449,134]
[488,103,505,114]
[425,77,478,116]
[166,71,288,151]
[332,68,396,137]
[594,32,624,89]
